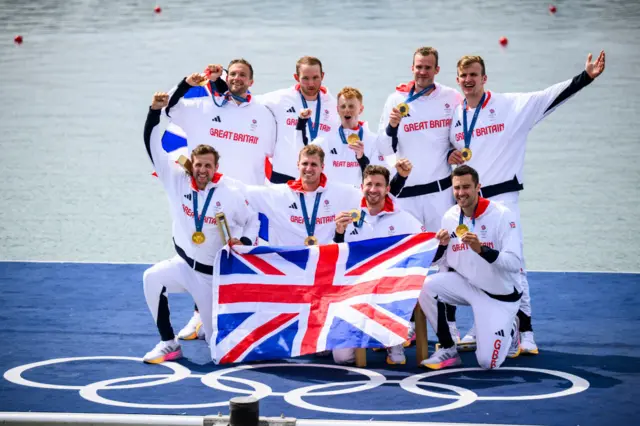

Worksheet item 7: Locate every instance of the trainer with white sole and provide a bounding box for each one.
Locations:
[418,166,522,370]
[142,93,260,364]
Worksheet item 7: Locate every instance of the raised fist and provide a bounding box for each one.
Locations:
[186,72,207,87]
[151,92,169,110]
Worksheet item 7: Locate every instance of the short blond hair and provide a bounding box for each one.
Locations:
[337,87,363,103]
[457,55,486,76]
[298,144,325,164]
[413,46,439,67]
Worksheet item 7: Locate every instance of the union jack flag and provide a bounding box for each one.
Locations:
[211,233,438,364]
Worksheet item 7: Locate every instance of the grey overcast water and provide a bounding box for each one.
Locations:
[0,0,639,272]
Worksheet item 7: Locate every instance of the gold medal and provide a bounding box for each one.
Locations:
[455,224,469,237]
[397,102,410,117]
[192,231,206,245]
[347,133,360,146]
[349,209,361,222]
[304,236,318,246]
[461,148,473,161]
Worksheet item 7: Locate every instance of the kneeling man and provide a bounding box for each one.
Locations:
[418,165,522,370]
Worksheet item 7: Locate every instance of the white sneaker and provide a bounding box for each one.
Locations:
[421,346,462,370]
[457,324,476,352]
[520,331,539,355]
[177,311,202,340]
[196,322,205,340]
[461,324,476,344]
[507,316,521,359]
[386,344,406,365]
[143,338,182,364]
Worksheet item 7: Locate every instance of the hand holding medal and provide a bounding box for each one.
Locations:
[186,72,208,87]
[204,64,224,82]
[460,232,482,254]
[335,211,355,236]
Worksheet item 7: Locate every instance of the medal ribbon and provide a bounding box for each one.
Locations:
[338,126,364,144]
[212,91,250,108]
[299,91,322,140]
[462,93,487,150]
[458,201,480,232]
[299,192,322,237]
[354,210,366,228]
[405,83,435,104]
[193,188,216,234]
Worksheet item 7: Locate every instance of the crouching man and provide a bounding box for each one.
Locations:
[418,165,522,370]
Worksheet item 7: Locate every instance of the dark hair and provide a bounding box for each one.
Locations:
[363,165,390,185]
[451,165,479,185]
[191,144,220,165]
[228,58,254,79]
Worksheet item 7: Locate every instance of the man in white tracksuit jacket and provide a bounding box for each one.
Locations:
[446,51,606,354]
[418,165,522,370]
[332,165,425,365]
[142,92,260,364]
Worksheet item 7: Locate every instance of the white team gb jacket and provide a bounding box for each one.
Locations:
[343,196,425,241]
[166,88,276,186]
[257,85,339,181]
[309,122,386,189]
[438,198,522,296]
[149,115,260,267]
[449,72,595,189]
[377,82,462,188]
[229,174,362,246]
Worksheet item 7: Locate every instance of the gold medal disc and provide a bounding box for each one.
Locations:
[347,134,360,146]
[192,231,206,245]
[455,224,469,237]
[397,102,410,117]
[304,236,318,246]
[461,148,472,161]
[349,209,361,222]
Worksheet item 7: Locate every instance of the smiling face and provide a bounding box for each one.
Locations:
[456,60,487,99]
[412,53,440,90]
[452,174,479,211]
[227,62,253,96]
[363,173,389,209]
[297,153,324,187]
[191,153,218,189]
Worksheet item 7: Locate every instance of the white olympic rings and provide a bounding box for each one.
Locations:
[3,356,590,414]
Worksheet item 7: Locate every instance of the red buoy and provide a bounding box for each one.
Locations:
[154,5,162,13]
[14,35,23,44]
[499,36,508,47]
[549,4,557,13]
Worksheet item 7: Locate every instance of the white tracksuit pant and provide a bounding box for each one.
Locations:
[143,255,213,343]
[396,188,455,232]
[418,272,519,369]
[489,192,530,317]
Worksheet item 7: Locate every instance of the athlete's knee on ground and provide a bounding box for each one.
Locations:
[332,348,355,365]
[476,342,506,370]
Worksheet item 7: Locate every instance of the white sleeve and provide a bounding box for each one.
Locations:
[492,210,523,273]
[511,71,594,128]
[264,105,278,158]
[232,180,284,220]
[147,114,183,188]
[376,96,395,156]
